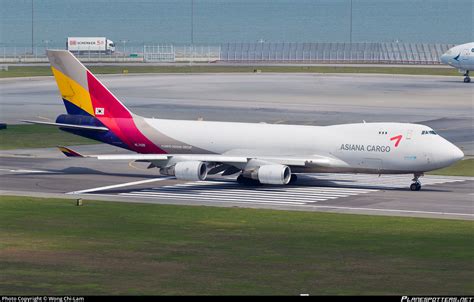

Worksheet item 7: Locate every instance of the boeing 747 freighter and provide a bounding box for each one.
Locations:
[25,50,464,191]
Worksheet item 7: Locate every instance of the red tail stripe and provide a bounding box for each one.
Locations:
[86,71,166,154]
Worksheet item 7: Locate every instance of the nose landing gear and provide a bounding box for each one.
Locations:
[410,173,423,191]
[464,71,471,83]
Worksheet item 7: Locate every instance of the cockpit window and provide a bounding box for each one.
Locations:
[471,48,474,52]
[422,130,437,135]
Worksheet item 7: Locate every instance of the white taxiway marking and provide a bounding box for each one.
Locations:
[67,174,470,218]
[115,181,377,204]
[0,168,54,173]
[67,177,172,195]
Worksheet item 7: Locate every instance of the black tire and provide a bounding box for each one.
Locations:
[410,183,418,191]
[464,77,471,83]
[415,183,421,191]
[236,175,261,186]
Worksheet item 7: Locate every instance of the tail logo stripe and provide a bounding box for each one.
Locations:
[51,66,95,116]
[86,70,166,154]
[47,50,166,154]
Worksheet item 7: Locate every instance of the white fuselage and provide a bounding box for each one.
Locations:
[142,118,463,174]
[440,42,474,71]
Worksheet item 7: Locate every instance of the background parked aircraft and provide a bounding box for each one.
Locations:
[440,42,474,83]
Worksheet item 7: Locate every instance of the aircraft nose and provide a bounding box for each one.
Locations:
[438,141,464,166]
[452,145,464,162]
[440,53,448,64]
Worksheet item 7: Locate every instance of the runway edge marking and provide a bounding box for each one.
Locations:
[306,205,474,218]
[78,192,474,218]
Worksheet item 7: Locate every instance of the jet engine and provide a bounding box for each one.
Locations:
[244,164,291,185]
[160,161,207,181]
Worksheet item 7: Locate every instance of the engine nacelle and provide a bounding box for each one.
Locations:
[162,161,207,181]
[247,164,291,185]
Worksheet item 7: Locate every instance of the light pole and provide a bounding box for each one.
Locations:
[120,39,129,54]
[191,0,194,45]
[31,0,34,54]
[190,0,195,65]
[349,0,353,44]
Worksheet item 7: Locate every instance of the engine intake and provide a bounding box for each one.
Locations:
[160,161,207,181]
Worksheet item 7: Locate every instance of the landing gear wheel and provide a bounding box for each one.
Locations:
[463,71,470,83]
[410,173,423,191]
[236,175,261,186]
[410,183,421,191]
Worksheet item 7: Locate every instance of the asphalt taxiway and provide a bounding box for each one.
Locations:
[0,73,472,219]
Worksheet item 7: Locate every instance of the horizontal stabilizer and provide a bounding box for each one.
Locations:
[57,146,86,157]
[22,120,109,131]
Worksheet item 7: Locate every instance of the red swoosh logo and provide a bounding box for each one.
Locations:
[390,135,403,147]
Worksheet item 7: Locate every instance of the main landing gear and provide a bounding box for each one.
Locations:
[464,71,471,83]
[410,173,423,191]
[236,175,261,186]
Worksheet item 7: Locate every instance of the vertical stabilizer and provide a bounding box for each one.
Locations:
[47,50,132,118]
[47,50,166,154]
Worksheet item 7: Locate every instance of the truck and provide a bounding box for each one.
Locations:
[66,37,115,54]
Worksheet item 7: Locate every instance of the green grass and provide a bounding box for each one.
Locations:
[430,158,474,177]
[0,195,472,295]
[0,124,96,150]
[0,65,459,78]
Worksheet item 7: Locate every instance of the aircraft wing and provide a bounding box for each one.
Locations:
[96,153,249,164]
[96,154,340,167]
[57,147,347,169]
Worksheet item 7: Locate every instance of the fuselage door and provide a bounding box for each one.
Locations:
[406,130,413,140]
[423,152,433,165]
